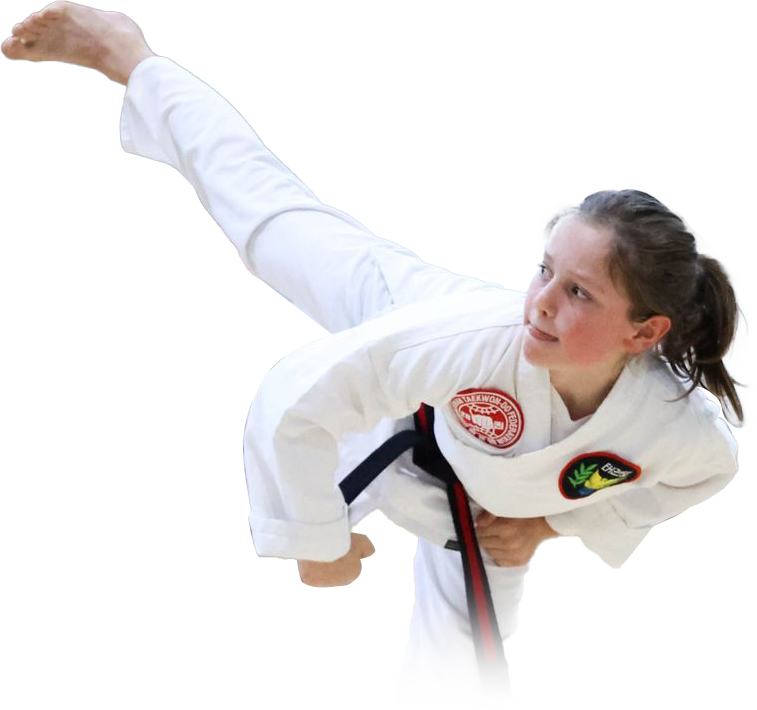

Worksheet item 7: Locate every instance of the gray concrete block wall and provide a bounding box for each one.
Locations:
[0,0,757,315]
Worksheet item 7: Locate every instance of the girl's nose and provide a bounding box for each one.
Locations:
[534,283,556,318]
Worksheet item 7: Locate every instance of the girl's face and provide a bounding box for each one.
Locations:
[523,215,643,377]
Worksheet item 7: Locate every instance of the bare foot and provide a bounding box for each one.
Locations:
[1,1,157,85]
[189,570,242,629]
[297,585,350,629]
[663,510,739,536]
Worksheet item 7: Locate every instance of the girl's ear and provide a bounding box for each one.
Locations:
[626,315,671,354]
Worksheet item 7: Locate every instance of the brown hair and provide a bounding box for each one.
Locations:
[546,189,744,423]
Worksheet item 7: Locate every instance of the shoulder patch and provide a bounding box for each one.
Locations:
[255,340,290,377]
[192,338,229,376]
[559,452,641,499]
[451,388,524,449]
[668,0,708,25]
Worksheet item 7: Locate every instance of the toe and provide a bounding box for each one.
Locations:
[1,36,27,59]
[24,11,50,30]
[39,6,65,23]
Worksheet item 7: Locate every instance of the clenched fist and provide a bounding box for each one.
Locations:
[297,532,375,587]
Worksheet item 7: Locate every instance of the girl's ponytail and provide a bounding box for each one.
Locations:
[664,254,743,423]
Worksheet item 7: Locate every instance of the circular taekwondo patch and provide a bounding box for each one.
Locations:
[451,388,524,449]
[559,452,641,499]
[192,338,229,375]
[668,0,707,25]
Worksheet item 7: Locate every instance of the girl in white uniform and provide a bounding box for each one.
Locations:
[2,5,743,707]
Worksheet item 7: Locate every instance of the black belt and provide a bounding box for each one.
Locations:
[338,403,507,686]
[568,123,728,192]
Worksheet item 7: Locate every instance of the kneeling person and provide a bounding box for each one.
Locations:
[116,189,347,628]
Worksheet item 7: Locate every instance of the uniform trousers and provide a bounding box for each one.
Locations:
[397,542,525,708]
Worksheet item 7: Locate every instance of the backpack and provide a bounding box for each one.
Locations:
[0,309,92,508]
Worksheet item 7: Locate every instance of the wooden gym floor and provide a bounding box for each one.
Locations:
[0,452,757,710]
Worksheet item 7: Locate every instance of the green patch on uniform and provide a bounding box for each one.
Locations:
[668,0,707,25]
[559,452,641,499]
[255,340,289,377]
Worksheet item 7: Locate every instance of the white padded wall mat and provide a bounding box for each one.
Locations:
[42,168,757,500]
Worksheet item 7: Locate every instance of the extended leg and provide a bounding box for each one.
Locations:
[3,3,500,336]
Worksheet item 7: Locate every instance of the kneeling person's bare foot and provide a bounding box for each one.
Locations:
[663,510,739,536]
[297,585,350,629]
[1,1,157,85]
[189,571,242,629]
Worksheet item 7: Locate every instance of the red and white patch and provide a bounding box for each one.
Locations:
[192,338,229,376]
[18,339,45,362]
[450,388,524,449]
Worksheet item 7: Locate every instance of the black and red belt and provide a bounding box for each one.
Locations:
[338,402,507,686]
[568,123,728,193]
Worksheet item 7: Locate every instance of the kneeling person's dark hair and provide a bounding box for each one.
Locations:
[176,187,223,242]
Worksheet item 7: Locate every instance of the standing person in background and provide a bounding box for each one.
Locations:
[557,0,753,535]
[116,188,347,628]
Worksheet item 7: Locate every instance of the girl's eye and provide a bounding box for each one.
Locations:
[571,285,591,301]
[537,263,550,278]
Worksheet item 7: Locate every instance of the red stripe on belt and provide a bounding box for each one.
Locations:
[568,123,728,192]
[452,481,499,660]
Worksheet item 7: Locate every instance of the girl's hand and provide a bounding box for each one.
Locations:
[297,533,375,587]
[475,512,559,567]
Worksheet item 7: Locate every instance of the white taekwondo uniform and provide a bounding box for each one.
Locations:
[557,0,753,250]
[118,56,739,706]
[116,288,322,584]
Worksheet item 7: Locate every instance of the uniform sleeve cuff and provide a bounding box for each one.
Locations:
[249,512,352,562]
[546,503,652,569]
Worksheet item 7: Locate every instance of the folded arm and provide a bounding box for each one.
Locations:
[544,414,738,568]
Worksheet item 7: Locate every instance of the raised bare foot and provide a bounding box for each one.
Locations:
[297,585,350,629]
[663,510,739,536]
[1,1,157,85]
[189,573,242,629]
